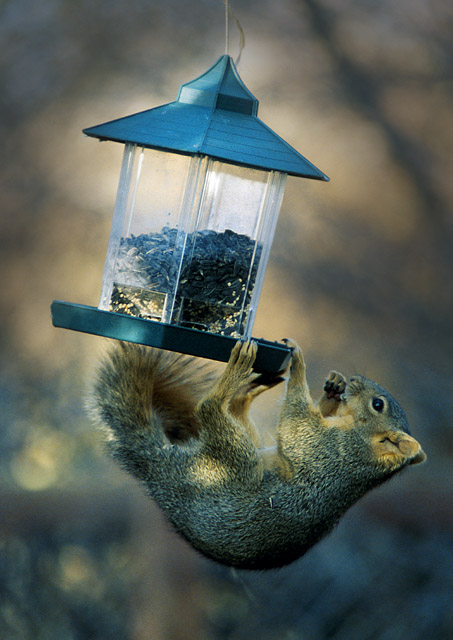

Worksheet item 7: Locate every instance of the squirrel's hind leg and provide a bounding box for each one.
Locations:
[275,340,323,475]
[280,339,312,407]
[194,340,262,481]
[229,373,284,447]
[207,340,258,405]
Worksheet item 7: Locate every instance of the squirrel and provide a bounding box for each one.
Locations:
[90,338,426,570]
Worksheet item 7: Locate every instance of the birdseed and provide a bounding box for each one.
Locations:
[109,227,262,337]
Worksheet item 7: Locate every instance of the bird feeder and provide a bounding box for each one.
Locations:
[51,55,328,374]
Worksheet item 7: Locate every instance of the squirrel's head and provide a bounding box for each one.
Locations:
[337,375,426,471]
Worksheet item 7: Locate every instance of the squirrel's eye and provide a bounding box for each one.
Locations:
[371,397,385,413]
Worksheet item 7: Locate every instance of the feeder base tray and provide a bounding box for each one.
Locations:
[51,301,292,375]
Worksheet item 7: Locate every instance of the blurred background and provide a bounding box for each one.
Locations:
[1,0,452,638]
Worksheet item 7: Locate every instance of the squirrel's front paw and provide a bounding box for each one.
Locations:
[324,371,346,401]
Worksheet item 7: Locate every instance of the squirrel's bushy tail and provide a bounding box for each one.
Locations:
[89,342,215,479]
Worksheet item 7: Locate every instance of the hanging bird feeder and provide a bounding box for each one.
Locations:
[51,55,328,374]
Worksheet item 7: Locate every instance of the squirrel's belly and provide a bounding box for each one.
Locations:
[158,494,317,570]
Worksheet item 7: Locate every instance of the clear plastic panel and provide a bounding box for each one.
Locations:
[243,170,287,335]
[99,145,196,318]
[100,148,286,339]
[195,160,269,237]
[170,160,286,337]
[99,143,137,310]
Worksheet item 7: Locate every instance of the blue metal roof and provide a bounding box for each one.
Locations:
[83,55,329,181]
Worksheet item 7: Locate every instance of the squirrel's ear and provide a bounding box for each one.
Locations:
[372,432,426,466]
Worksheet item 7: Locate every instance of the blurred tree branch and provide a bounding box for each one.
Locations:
[302,0,450,229]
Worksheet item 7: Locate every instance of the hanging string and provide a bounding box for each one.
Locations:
[222,0,245,65]
[225,0,229,55]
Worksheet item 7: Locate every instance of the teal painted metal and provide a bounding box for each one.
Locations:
[83,55,328,181]
[51,301,292,375]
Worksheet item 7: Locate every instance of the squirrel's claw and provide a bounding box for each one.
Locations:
[324,371,347,401]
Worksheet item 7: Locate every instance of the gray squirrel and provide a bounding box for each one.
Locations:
[90,339,426,570]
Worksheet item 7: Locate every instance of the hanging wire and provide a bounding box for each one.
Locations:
[222,0,245,65]
[225,0,229,55]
